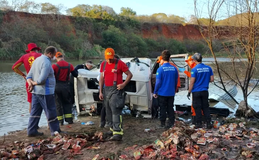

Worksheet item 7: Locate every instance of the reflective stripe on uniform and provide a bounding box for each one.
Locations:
[57,116,63,121]
[30,116,41,118]
[49,117,58,123]
[113,130,123,135]
[64,114,72,118]
[113,115,123,135]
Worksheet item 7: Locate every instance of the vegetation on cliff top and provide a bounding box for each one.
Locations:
[0,1,239,60]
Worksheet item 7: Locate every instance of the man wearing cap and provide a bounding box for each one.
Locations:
[187,53,214,129]
[26,46,61,137]
[52,52,78,125]
[99,48,132,141]
[12,43,42,113]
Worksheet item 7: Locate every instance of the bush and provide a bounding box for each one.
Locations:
[0,38,25,59]
[125,33,148,57]
[183,40,209,54]
[101,25,127,56]
[86,45,104,58]
[166,39,186,54]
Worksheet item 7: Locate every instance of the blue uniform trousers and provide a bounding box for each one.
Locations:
[28,94,60,136]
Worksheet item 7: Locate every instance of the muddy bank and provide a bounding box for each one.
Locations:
[1,115,259,159]
[0,115,163,160]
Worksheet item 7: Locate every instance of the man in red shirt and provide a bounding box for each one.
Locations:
[99,48,132,141]
[12,43,42,113]
[52,52,78,125]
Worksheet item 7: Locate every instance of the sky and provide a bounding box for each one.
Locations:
[32,0,197,20]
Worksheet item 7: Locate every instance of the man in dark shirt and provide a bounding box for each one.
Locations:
[187,53,214,129]
[74,60,94,71]
[52,52,78,125]
[69,60,94,105]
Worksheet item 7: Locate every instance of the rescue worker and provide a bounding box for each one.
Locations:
[26,46,61,136]
[152,56,181,119]
[74,60,94,71]
[99,48,132,141]
[52,52,78,125]
[187,53,214,129]
[99,54,120,128]
[153,50,178,128]
[157,56,181,91]
[12,43,42,113]
[184,56,204,124]
[69,60,94,106]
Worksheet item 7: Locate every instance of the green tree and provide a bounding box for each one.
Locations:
[125,33,148,57]
[18,1,40,13]
[101,25,127,56]
[152,13,168,23]
[67,4,91,16]
[119,7,136,17]
[168,14,186,23]
[198,18,215,26]
[41,3,59,14]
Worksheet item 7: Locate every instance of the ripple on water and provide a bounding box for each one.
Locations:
[0,73,48,136]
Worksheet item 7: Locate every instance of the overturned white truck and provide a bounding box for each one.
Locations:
[73,55,234,117]
[74,57,156,116]
[74,55,190,116]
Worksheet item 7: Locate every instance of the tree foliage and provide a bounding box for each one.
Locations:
[41,3,59,14]
[119,7,136,17]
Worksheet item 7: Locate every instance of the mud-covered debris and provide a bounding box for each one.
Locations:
[197,137,206,145]
[119,154,128,159]
[92,154,99,160]
[154,139,164,149]
[246,143,256,148]
[133,150,142,159]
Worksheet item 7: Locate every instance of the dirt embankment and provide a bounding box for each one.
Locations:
[1,11,237,42]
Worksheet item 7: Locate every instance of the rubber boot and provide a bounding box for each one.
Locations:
[59,120,64,126]
[195,122,202,129]
[206,121,213,129]
[112,114,123,134]
[99,121,105,128]
[158,121,165,129]
[104,121,113,128]
[192,116,196,125]
[109,134,122,141]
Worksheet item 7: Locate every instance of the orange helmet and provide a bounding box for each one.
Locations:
[55,52,63,58]
[104,48,115,59]
[185,56,196,69]
[156,56,163,65]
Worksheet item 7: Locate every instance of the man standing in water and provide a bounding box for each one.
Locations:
[26,46,61,137]
[99,48,132,141]
[12,43,42,113]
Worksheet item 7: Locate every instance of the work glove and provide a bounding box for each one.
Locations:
[187,92,191,100]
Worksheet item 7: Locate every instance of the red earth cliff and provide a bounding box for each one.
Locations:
[1,11,235,42]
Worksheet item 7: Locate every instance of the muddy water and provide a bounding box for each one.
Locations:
[0,60,91,136]
[0,72,48,135]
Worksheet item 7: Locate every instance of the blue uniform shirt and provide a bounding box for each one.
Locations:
[191,63,213,92]
[154,63,178,96]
